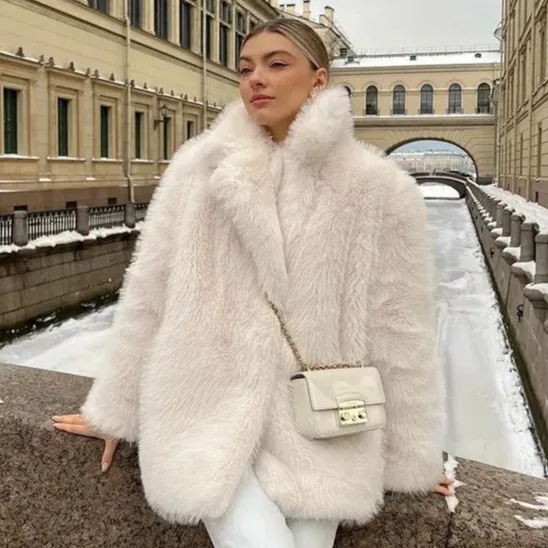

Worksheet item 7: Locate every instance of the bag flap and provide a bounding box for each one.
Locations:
[300,367,385,411]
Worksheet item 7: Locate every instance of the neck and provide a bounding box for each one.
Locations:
[264,118,294,143]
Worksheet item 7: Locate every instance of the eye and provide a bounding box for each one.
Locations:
[239,67,252,76]
[270,61,288,69]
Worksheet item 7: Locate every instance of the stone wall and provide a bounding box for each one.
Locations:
[1,362,548,547]
[0,232,138,331]
[466,185,548,452]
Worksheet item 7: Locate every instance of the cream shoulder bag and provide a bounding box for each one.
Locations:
[267,298,386,441]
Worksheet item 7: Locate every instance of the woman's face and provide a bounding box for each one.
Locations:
[239,31,328,141]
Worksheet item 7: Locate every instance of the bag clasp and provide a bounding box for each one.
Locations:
[337,400,368,426]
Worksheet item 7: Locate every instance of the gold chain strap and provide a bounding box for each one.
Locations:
[266,296,362,372]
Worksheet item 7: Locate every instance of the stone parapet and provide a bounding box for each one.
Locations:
[466,185,548,452]
[1,363,547,547]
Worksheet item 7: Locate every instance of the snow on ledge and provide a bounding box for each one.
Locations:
[503,246,520,260]
[0,223,143,255]
[443,455,465,513]
[475,184,548,232]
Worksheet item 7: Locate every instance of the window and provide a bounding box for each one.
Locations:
[100,105,111,158]
[186,120,195,139]
[134,111,143,159]
[249,18,258,31]
[537,123,543,178]
[57,98,70,157]
[129,0,142,27]
[539,20,547,83]
[155,0,169,40]
[107,197,117,206]
[235,11,246,66]
[392,85,405,115]
[88,0,109,13]
[477,83,491,113]
[180,0,193,49]
[3,88,19,154]
[65,201,77,209]
[219,1,231,67]
[162,116,171,160]
[447,84,462,114]
[365,86,378,115]
[420,84,434,114]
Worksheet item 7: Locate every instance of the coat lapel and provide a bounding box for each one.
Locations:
[206,86,354,307]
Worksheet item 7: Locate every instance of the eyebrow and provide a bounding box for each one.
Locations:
[239,50,297,63]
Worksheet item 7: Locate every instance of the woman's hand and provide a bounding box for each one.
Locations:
[53,414,119,472]
[434,476,455,496]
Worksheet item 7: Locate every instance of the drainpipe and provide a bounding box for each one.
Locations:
[124,0,135,203]
[202,0,208,130]
[526,14,536,201]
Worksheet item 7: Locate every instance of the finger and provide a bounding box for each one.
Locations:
[53,422,102,439]
[435,485,454,496]
[101,440,119,472]
[440,477,455,486]
[52,414,85,425]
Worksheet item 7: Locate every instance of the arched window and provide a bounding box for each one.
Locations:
[477,83,491,114]
[365,86,378,115]
[343,85,352,97]
[420,84,434,114]
[448,84,462,114]
[392,85,406,115]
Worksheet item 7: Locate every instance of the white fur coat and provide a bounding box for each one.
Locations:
[82,86,445,526]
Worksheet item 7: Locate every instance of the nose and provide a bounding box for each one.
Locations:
[248,66,267,89]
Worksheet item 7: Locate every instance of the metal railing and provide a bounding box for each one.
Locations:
[0,215,13,246]
[0,202,149,249]
[135,202,148,222]
[27,209,77,241]
[89,205,125,229]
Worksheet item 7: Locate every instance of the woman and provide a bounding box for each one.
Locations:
[54,18,452,548]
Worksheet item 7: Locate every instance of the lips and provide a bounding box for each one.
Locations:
[251,95,274,104]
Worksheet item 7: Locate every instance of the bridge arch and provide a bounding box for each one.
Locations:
[412,174,468,199]
[386,137,479,178]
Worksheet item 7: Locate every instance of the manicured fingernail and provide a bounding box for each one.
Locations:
[53,423,59,429]
[52,416,59,420]
[101,462,108,472]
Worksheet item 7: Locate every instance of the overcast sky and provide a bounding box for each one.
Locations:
[309,0,502,52]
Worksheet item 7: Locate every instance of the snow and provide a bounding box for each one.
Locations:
[0,223,142,255]
[510,495,548,529]
[0,305,115,378]
[331,50,500,69]
[420,183,460,199]
[0,200,544,478]
[512,261,536,280]
[478,184,548,232]
[503,246,520,260]
[514,516,548,529]
[443,455,465,513]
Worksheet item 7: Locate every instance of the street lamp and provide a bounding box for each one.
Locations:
[154,104,171,129]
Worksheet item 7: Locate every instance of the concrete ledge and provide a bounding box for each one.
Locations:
[1,363,548,547]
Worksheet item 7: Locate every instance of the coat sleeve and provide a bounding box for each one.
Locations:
[80,144,193,442]
[362,168,445,493]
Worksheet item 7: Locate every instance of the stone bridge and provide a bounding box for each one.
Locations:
[410,170,474,199]
[2,362,548,547]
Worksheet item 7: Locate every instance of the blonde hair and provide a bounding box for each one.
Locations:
[242,18,330,77]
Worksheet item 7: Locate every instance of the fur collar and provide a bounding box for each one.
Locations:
[202,86,354,306]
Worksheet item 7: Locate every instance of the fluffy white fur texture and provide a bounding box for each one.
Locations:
[82,86,446,525]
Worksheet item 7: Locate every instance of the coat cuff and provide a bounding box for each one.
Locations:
[383,442,444,494]
[81,379,139,443]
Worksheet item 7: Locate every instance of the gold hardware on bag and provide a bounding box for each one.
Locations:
[337,400,368,426]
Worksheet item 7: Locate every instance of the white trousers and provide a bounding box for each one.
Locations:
[203,467,339,548]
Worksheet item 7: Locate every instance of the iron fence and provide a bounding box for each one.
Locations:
[89,205,125,229]
[135,202,148,222]
[0,215,13,246]
[27,209,77,241]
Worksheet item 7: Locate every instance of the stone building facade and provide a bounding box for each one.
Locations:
[0,0,279,213]
[329,48,501,182]
[497,0,548,207]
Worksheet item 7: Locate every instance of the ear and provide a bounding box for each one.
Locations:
[314,68,329,89]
